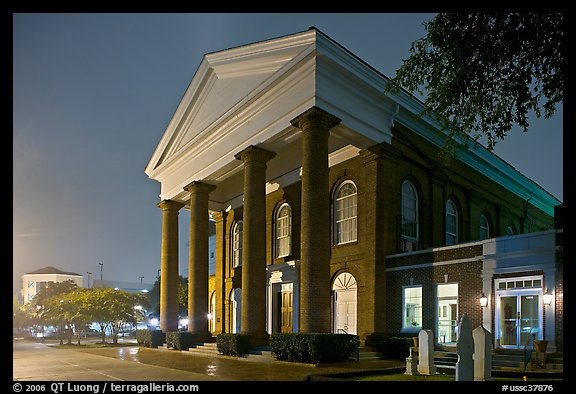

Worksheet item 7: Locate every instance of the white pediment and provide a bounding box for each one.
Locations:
[147,31,316,174]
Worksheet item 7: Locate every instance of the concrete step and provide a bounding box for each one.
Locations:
[432,349,563,372]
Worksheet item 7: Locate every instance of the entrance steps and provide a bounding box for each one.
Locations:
[433,348,563,372]
[186,342,275,360]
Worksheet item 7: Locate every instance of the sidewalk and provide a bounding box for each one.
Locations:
[13,339,405,381]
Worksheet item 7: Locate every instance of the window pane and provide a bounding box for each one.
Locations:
[445,200,457,245]
[403,286,423,328]
[276,205,291,258]
[233,221,243,267]
[335,182,357,244]
[479,214,490,240]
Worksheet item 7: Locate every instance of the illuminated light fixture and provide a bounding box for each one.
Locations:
[480,292,488,308]
[543,289,553,306]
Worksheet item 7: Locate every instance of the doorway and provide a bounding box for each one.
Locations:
[332,272,357,335]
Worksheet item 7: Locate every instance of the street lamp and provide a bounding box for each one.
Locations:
[86,272,92,288]
[99,262,103,280]
[139,276,144,284]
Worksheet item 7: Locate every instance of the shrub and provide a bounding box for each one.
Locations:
[166,331,194,350]
[216,333,251,356]
[379,336,413,359]
[270,333,359,364]
[135,329,165,348]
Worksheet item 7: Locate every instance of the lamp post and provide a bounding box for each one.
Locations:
[99,262,103,280]
[86,272,92,288]
[139,276,144,285]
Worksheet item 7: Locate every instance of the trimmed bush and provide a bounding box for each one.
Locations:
[135,329,165,348]
[216,333,251,356]
[379,336,413,359]
[270,333,359,364]
[166,331,194,350]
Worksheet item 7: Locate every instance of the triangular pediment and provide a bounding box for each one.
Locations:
[146,30,317,174]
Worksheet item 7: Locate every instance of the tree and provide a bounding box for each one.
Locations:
[44,289,92,345]
[386,13,564,159]
[30,280,79,340]
[88,288,148,344]
[147,275,188,318]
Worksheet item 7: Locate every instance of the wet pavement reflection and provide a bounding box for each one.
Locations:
[76,346,405,381]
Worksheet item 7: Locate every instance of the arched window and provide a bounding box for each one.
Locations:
[275,203,292,258]
[506,224,517,236]
[401,180,419,252]
[479,213,490,240]
[334,181,357,245]
[232,221,243,267]
[445,199,458,246]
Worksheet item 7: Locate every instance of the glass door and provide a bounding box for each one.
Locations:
[498,292,540,348]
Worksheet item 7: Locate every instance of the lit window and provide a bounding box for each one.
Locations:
[401,180,418,252]
[479,213,490,240]
[403,286,423,329]
[232,221,243,267]
[27,281,35,288]
[334,181,357,245]
[275,204,292,258]
[445,199,458,246]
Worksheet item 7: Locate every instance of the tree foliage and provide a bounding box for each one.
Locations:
[16,283,149,345]
[147,275,188,318]
[386,13,564,158]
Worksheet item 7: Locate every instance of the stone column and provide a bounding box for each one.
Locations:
[234,145,276,341]
[184,181,216,340]
[290,107,341,333]
[157,199,185,332]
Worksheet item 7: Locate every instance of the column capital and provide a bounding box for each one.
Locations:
[183,180,217,195]
[212,210,227,224]
[157,199,185,211]
[234,145,276,164]
[290,106,341,132]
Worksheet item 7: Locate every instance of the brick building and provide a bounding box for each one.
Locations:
[145,28,562,351]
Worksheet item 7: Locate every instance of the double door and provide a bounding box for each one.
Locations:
[498,291,541,348]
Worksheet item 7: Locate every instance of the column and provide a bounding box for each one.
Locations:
[157,199,185,332]
[234,145,276,341]
[290,107,341,333]
[184,181,216,339]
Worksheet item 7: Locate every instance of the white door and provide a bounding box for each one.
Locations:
[333,272,357,335]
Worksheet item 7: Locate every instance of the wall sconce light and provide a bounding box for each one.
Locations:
[480,292,488,308]
[543,289,553,306]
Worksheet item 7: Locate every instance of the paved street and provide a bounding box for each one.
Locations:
[13,339,405,382]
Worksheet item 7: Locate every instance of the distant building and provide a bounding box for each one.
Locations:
[92,279,154,294]
[21,266,83,303]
